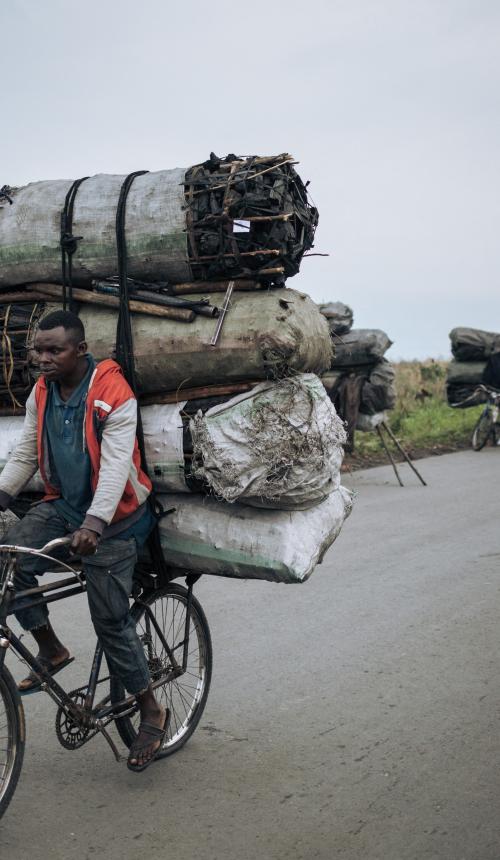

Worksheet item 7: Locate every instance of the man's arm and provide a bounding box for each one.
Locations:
[80,397,139,536]
[0,388,40,509]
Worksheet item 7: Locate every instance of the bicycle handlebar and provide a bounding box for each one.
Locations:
[39,536,73,555]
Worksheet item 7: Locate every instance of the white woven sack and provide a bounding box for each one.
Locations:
[156,486,353,583]
[190,373,346,510]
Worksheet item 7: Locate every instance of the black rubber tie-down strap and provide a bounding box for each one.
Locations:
[115,170,171,585]
[60,176,89,311]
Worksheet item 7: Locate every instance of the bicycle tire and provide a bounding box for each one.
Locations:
[471,410,494,451]
[111,582,212,757]
[0,665,25,820]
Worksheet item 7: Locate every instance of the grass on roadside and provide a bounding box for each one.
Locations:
[351,360,483,465]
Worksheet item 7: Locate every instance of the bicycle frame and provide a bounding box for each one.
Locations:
[0,541,199,761]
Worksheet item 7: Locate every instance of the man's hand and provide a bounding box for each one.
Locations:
[70,528,99,556]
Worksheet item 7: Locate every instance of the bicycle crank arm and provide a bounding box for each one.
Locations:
[95,721,124,763]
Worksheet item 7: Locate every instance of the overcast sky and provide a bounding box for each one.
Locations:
[2,0,499,359]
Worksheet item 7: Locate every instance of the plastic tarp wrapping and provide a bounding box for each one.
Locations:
[450,327,500,362]
[70,288,333,393]
[331,329,392,367]
[319,302,353,334]
[189,374,346,510]
[359,359,396,414]
[0,170,190,289]
[155,487,353,583]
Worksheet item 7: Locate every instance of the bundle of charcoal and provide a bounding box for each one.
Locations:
[0,150,354,583]
[0,154,317,290]
[317,301,353,335]
[447,327,500,404]
[318,303,395,448]
[0,302,45,409]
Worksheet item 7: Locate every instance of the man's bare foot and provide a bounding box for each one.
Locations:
[127,687,168,771]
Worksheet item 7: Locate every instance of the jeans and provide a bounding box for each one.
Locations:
[6,502,150,695]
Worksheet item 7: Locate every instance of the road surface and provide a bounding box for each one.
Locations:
[2,449,500,860]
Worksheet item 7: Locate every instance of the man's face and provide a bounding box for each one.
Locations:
[32,326,87,382]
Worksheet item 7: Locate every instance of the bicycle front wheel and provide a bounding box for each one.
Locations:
[111,582,212,757]
[0,665,25,820]
[472,410,494,451]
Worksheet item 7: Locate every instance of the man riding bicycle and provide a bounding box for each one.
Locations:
[0,309,168,772]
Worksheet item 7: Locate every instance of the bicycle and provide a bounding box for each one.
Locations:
[469,385,500,450]
[451,384,500,451]
[0,535,212,819]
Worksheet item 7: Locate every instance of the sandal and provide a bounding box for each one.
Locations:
[127,710,171,773]
[18,655,75,696]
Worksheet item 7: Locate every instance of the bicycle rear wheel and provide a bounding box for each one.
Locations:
[0,665,25,820]
[111,582,212,757]
[471,410,494,451]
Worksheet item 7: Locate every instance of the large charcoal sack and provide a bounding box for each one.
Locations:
[446,360,486,385]
[0,407,188,494]
[359,359,396,414]
[0,155,317,288]
[331,329,392,367]
[155,487,353,583]
[450,327,500,362]
[190,374,346,510]
[72,288,332,393]
[0,170,189,288]
[319,301,353,334]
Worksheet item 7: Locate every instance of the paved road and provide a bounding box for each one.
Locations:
[2,449,500,860]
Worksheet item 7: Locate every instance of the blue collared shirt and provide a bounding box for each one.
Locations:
[45,355,155,547]
[46,356,95,528]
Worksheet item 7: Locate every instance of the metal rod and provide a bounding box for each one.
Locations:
[12,573,83,600]
[9,585,85,616]
[210,280,234,346]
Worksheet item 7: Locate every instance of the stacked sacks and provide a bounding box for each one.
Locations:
[319,302,395,443]
[447,327,500,405]
[0,156,353,584]
[0,374,352,585]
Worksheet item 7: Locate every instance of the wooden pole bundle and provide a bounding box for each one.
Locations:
[26,284,195,322]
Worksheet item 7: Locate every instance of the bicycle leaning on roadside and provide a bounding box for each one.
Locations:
[470,385,500,451]
[0,535,212,819]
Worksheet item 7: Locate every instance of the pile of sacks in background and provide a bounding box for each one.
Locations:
[447,327,500,405]
[318,302,396,449]
[0,154,353,584]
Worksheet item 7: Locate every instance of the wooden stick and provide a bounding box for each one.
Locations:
[190,248,281,263]
[0,406,26,416]
[0,292,50,303]
[381,422,427,486]
[190,157,297,196]
[193,212,293,226]
[214,154,292,169]
[376,425,404,487]
[139,380,263,406]
[26,284,195,322]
